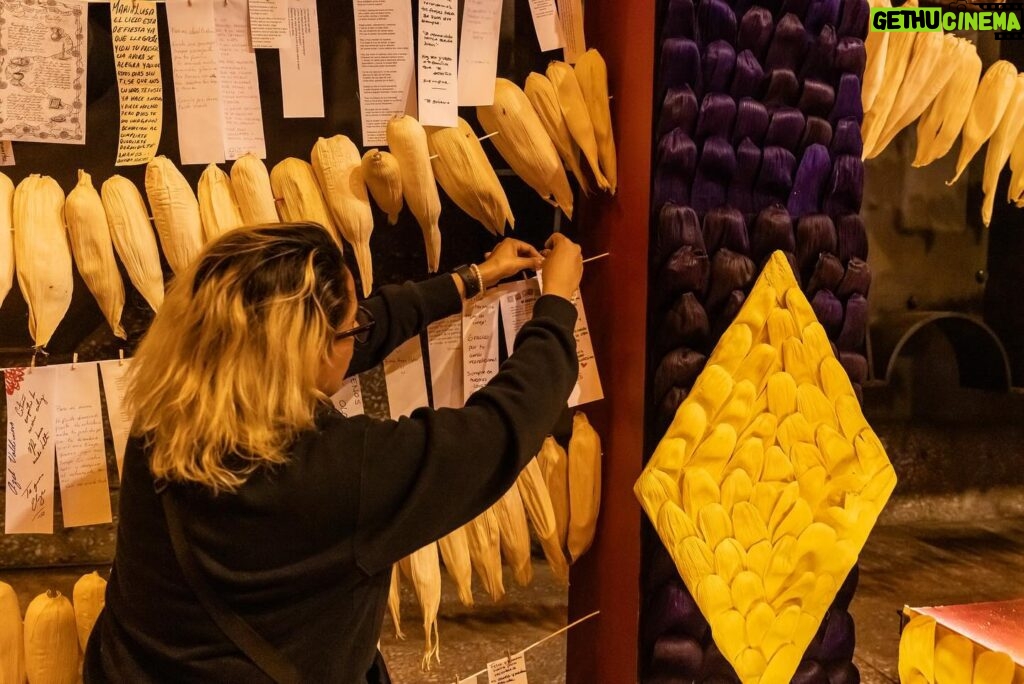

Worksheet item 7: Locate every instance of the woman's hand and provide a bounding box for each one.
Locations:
[476,238,544,288]
[540,234,583,301]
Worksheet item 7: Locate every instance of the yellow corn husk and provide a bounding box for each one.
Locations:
[524,72,590,193]
[465,509,505,602]
[269,158,338,240]
[427,118,514,237]
[973,650,1015,684]
[72,571,106,653]
[861,31,916,158]
[862,0,891,113]
[914,39,982,168]
[1008,128,1024,204]
[312,135,375,296]
[198,164,244,240]
[145,156,205,275]
[981,74,1024,226]
[0,172,13,312]
[870,32,956,159]
[898,614,936,683]
[546,60,610,191]
[567,411,602,563]
[518,457,570,583]
[361,149,404,225]
[230,153,279,225]
[399,544,441,670]
[538,436,570,549]
[0,581,25,684]
[935,633,975,683]
[948,60,1019,186]
[23,590,79,684]
[13,175,72,348]
[574,49,617,194]
[387,565,405,640]
[101,176,164,314]
[492,485,534,587]
[386,115,443,273]
[477,79,575,218]
[437,527,474,607]
[66,171,127,339]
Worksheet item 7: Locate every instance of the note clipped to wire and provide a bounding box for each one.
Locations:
[213,0,266,160]
[383,336,429,419]
[527,0,563,52]
[498,279,541,352]
[568,289,603,407]
[4,366,57,534]
[353,0,416,146]
[462,294,501,403]
[111,0,163,166]
[279,0,324,118]
[0,141,14,166]
[248,0,289,49]
[457,0,502,106]
[330,374,365,417]
[487,651,528,684]
[426,314,463,410]
[98,358,134,478]
[557,0,585,63]
[417,0,459,127]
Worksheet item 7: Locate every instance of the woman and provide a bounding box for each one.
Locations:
[84,222,584,683]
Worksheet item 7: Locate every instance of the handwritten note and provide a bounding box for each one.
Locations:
[498,279,541,352]
[427,314,463,409]
[98,359,134,478]
[248,0,289,49]
[279,0,324,118]
[213,0,266,159]
[568,290,603,407]
[330,375,365,417]
[383,336,429,419]
[166,0,226,166]
[417,0,458,127]
[457,0,503,106]
[53,364,112,528]
[0,0,87,144]
[353,0,417,146]
[463,294,500,403]
[528,0,563,52]
[0,141,13,166]
[487,651,528,684]
[557,0,586,63]
[111,0,163,166]
[5,367,56,534]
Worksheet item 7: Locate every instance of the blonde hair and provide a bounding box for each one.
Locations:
[128,223,353,493]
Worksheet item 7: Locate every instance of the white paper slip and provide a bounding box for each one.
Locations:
[568,289,603,407]
[557,0,585,63]
[487,651,528,684]
[111,0,163,166]
[498,278,541,352]
[0,0,87,144]
[214,0,266,160]
[417,0,459,127]
[248,0,289,49]
[457,0,502,106]
[98,359,134,478]
[527,0,563,52]
[279,0,324,118]
[4,367,57,534]
[0,141,13,166]
[383,336,429,419]
[166,0,226,166]
[462,294,501,403]
[353,0,417,146]
[330,375,365,417]
[54,364,113,528]
[426,314,463,410]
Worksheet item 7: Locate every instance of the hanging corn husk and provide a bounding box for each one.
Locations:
[913,39,982,168]
[982,74,1024,225]
[948,60,1018,186]
[145,156,205,274]
[387,565,405,640]
[574,49,618,194]
[230,153,279,225]
[398,543,441,670]
[23,590,79,684]
[517,457,570,583]
[538,436,570,550]
[361,149,404,225]
[72,572,106,653]
[465,509,505,602]
[567,411,602,563]
[387,115,443,273]
[437,527,474,607]
[492,485,534,587]
[198,164,244,240]
[0,581,25,684]
[862,31,914,156]
[547,60,609,191]
[0,173,13,313]
[524,72,590,193]
[269,158,338,240]
[101,175,165,313]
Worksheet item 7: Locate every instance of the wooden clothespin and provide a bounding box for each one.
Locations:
[118,349,125,367]
[72,353,78,371]
[29,352,35,375]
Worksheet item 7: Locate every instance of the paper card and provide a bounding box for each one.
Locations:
[498,279,541,352]
[426,314,463,409]
[111,0,163,166]
[53,364,113,528]
[417,0,458,127]
[279,0,324,118]
[98,359,134,478]
[527,0,563,52]
[557,0,585,63]
[462,294,501,403]
[213,0,267,159]
[248,0,289,49]
[0,141,13,166]
[568,290,603,407]
[383,336,429,419]
[330,375,365,417]
[4,367,57,534]
[352,0,417,146]
[456,0,502,106]
[0,0,87,144]
[166,0,226,166]
[487,651,528,684]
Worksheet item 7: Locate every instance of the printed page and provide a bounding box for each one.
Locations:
[457,0,503,106]
[353,0,417,145]
[426,314,463,409]
[214,0,266,159]
[279,0,324,118]
[568,290,603,407]
[4,367,57,534]
[248,0,289,49]
[498,278,541,352]
[417,0,458,126]
[557,0,585,63]
[527,0,563,51]
[111,0,162,166]
[383,336,429,419]
[98,359,134,478]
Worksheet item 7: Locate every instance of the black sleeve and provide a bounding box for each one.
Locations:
[349,295,579,575]
[346,274,463,376]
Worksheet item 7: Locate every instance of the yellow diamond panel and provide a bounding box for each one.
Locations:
[635,251,897,683]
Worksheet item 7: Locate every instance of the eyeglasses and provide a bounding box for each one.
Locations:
[335,306,375,345]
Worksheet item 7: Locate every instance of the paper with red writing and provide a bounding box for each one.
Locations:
[5,367,57,534]
[54,363,112,528]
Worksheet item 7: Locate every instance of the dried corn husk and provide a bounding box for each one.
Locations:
[982,74,1024,225]
[524,72,590,193]
[0,173,13,312]
[198,164,244,240]
[13,175,72,348]
[547,61,610,191]
[862,0,891,113]
[387,565,405,640]
[517,457,570,583]
[145,156,205,274]
[575,49,618,194]
[23,590,78,684]
[1008,128,1024,204]
[101,176,164,313]
[312,135,375,296]
[398,544,441,670]
[465,509,505,602]
[72,571,106,653]
[269,158,337,239]
[949,60,1018,186]
[538,436,570,549]
[567,411,602,563]
[428,118,514,237]
[361,149,404,225]
[477,79,575,218]
[913,39,982,168]
[387,115,443,273]
[493,485,534,586]
[861,31,915,156]
[0,581,25,684]
[230,154,278,224]
[437,527,474,607]
[66,171,126,339]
